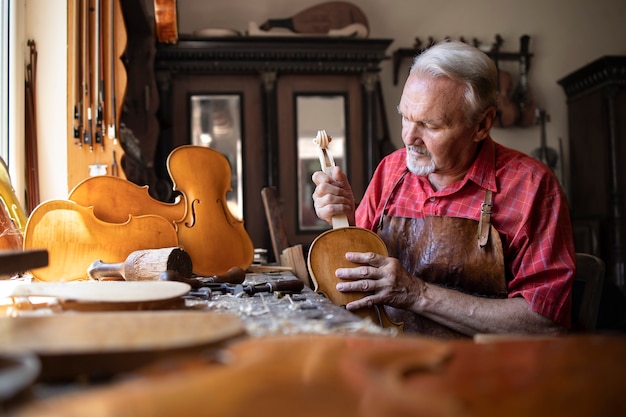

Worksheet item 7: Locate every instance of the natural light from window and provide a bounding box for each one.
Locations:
[0,0,9,162]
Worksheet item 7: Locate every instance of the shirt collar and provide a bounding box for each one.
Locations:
[465,136,498,192]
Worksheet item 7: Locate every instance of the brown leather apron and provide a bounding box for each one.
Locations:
[375,170,507,337]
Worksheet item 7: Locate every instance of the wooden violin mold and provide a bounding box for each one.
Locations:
[69,175,186,224]
[168,145,254,276]
[69,146,254,277]
[23,199,179,282]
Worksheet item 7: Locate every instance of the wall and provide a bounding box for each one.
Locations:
[23,0,626,202]
[173,0,626,197]
[19,0,67,206]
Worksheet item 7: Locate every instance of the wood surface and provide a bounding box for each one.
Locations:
[0,280,190,303]
[13,334,626,417]
[0,249,48,276]
[307,131,395,327]
[0,310,242,354]
[68,176,186,224]
[260,1,369,34]
[87,247,192,281]
[167,146,254,276]
[22,199,179,281]
[308,227,389,325]
[260,186,290,263]
[0,310,244,381]
[154,0,178,43]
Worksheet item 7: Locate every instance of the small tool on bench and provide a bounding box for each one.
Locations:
[161,270,304,297]
[87,247,245,285]
[87,247,193,281]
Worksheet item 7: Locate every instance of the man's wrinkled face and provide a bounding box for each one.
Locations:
[398,74,480,178]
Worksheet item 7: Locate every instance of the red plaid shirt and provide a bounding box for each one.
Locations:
[356,137,575,328]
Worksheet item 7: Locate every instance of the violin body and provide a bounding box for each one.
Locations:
[494,70,518,128]
[23,200,179,281]
[308,130,401,330]
[168,146,254,276]
[68,147,254,277]
[260,1,369,34]
[154,0,178,43]
[307,225,401,330]
[69,176,186,224]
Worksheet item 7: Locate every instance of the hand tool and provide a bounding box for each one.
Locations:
[158,267,245,290]
[161,270,304,296]
[87,247,192,281]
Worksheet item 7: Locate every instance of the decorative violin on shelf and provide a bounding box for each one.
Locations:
[259,1,369,35]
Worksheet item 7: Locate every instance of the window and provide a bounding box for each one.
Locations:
[0,0,9,162]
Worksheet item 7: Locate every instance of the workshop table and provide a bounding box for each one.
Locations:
[3,272,626,417]
[185,271,392,337]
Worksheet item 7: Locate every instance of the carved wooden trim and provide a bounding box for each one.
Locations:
[558,56,626,100]
[155,36,392,76]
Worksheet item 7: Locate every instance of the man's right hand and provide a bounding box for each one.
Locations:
[311,166,356,225]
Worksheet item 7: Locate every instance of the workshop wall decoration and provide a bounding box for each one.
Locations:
[392,34,537,129]
[66,0,127,190]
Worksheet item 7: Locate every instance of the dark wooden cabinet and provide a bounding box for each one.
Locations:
[558,56,626,291]
[152,36,393,258]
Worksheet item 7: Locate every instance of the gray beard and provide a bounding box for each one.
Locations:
[406,146,435,176]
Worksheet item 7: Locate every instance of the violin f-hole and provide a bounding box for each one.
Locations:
[185,198,200,228]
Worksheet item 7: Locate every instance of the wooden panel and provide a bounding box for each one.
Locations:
[170,75,266,249]
[559,56,626,289]
[277,74,363,250]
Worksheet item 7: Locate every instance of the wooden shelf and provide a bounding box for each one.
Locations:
[392,34,534,85]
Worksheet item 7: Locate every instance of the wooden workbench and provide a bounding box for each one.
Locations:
[3,272,626,417]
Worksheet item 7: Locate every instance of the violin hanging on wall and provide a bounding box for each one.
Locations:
[154,0,178,43]
[531,109,558,171]
[513,35,537,127]
[492,35,518,129]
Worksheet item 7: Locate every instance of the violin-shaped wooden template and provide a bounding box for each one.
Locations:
[69,175,186,224]
[167,145,254,276]
[23,200,178,281]
[68,146,254,276]
[307,131,401,330]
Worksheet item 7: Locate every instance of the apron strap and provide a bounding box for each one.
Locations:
[376,169,410,232]
[477,189,493,248]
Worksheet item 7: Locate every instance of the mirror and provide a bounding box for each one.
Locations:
[190,94,243,219]
[296,95,346,231]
